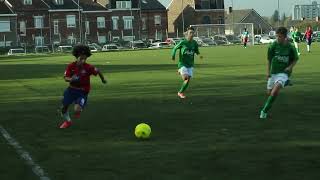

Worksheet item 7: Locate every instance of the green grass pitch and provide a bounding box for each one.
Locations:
[0,44,320,180]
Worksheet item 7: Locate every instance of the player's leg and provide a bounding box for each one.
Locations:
[260,74,287,119]
[59,88,75,128]
[294,42,300,55]
[307,39,311,52]
[74,94,87,119]
[177,67,191,99]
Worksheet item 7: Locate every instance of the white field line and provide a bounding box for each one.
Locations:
[0,125,51,180]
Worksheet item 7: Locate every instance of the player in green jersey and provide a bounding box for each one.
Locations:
[260,27,299,119]
[171,27,203,99]
[291,27,302,56]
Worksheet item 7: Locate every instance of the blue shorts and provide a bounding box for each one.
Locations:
[62,87,88,109]
[307,38,312,45]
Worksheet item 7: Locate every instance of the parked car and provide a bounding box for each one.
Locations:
[127,40,147,49]
[259,36,276,44]
[212,35,229,45]
[148,42,170,49]
[88,43,102,51]
[165,38,183,45]
[88,45,98,52]
[102,44,120,51]
[7,48,26,56]
[35,46,50,53]
[225,35,242,44]
[201,38,217,46]
[57,45,73,53]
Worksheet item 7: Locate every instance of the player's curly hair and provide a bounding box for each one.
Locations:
[72,44,92,58]
[187,26,195,31]
[276,27,288,36]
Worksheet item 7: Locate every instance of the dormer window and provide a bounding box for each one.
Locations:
[23,0,32,5]
[116,1,131,9]
[54,0,64,5]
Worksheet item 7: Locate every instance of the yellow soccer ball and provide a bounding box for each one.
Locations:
[135,123,151,139]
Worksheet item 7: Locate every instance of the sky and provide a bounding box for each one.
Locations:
[224,0,320,17]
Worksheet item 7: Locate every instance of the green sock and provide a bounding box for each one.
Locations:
[262,96,276,113]
[178,80,189,93]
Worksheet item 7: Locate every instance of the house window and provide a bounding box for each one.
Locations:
[123,36,134,41]
[55,0,64,5]
[66,15,76,28]
[112,36,119,42]
[154,15,161,26]
[98,36,106,44]
[53,20,59,35]
[141,17,146,30]
[34,16,44,28]
[116,1,131,9]
[217,16,224,24]
[123,16,133,30]
[19,21,26,36]
[35,36,44,46]
[97,17,105,28]
[112,16,119,30]
[155,31,162,40]
[200,0,210,9]
[68,35,76,44]
[85,21,90,34]
[0,21,10,32]
[202,16,211,24]
[23,0,32,5]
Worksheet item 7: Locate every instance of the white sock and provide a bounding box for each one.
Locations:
[307,45,310,52]
[63,112,71,121]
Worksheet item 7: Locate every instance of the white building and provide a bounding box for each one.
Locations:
[293,1,320,20]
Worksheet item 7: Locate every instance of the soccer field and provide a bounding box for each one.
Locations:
[1,44,320,180]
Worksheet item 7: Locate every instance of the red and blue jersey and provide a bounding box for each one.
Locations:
[64,62,99,93]
[305,29,313,39]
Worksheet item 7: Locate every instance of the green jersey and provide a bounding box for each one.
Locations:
[291,31,302,42]
[268,41,299,75]
[242,31,249,38]
[172,39,200,68]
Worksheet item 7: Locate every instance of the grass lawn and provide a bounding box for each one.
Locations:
[1,44,320,180]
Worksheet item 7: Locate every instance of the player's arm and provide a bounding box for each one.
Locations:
[285,47,299,73]
[267,46,273,79]
[91,66,107,84]
[63,65,80,83]
[98,71,107,84]
[171,41,183,60]
[195,43,203,59]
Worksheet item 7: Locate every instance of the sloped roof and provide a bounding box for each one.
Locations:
[0,1,14,14]
[225,9,252,24]
[157,0,173,9]
[7,0,49,10]
[43,0,79,10]
[79,0,107,11]
[225,9,272,28]
[141,0,166,10]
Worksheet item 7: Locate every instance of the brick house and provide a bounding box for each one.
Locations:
[78,0,110,44]
[225,9,273,35]
[158,0,225,37]
[42,0,81,46]
[98,0,168,42]
[140,0,168,41]
[7,0,50,47]
[0,0,17,47]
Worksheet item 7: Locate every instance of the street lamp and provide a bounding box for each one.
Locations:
[181,0,185,34]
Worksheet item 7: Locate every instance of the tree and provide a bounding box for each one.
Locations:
[281,13,286,26]
[271,10,280,27]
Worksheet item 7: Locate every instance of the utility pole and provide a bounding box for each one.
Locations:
[181,0,185,34]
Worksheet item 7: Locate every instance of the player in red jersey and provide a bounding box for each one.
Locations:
[304,26,313,52]
[59,44,107,129]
